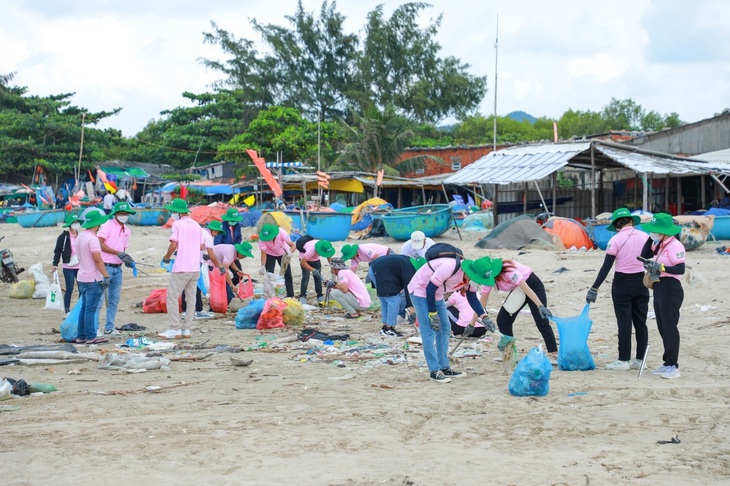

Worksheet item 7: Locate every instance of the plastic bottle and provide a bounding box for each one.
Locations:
[29,384,57,393]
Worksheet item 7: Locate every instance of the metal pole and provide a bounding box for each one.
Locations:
[590,145,596,218]
[493,184,500,226]
[534,181,550,218]
[642,173,649,211]
[551,172,557,217]
[493,14,499,151]
[442,183,462,240]
[75,113,86,192]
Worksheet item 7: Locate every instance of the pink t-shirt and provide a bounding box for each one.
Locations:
[201,229,214,263]
[170,216,204,273]
[446,292,484,328]
[408,258,469,300]
[76,230,103,283]
[337,269,371,308]
[299,239,319,262]
[63,233,79,270]
[480,261,532,297]
[97,218,131,264]
[606,226,648,273]
[258,228,291,257]
[350,243,391,271]
[652,236,686,281]
[213,244,238,267]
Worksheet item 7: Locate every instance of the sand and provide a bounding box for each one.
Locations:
[0,221,728,486]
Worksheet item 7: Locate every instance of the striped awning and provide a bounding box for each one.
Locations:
[265,162,303,168]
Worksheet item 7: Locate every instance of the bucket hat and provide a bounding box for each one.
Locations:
[164,198,190,214]
[259,224,279,242]
[207,220,223,232]
[109,201,137,216]
[340,244,359,261]
[234,242,254,259]
[639,213,681,236]
[410,257,427,270]
[221,208,243,223]
[606,207,640,232]
[462,256,503,287]
[81,209,109,229]
[315,240,336,258]
[62,213,82,228]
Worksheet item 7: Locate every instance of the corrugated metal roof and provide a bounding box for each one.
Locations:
[693,148,730,164]
[443,143,590,184]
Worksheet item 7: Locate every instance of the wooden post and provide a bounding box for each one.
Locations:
[493,184,500,226]
[598,170,604,214]
[421,185,427,206]
[551,172,557,217]
[522,182,528,214]
[664,175,670,212]
[397,186,402,209]
[590,145,596,218]
[701,174,706,208]
[677,177,683,215]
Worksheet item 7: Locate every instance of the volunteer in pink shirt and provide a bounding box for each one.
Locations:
[296,238,335,305]
[586,208,651,371]
[158,199,205,339]
[74,210,111,345]
[96,201,136,335]
[472,257,556,362]
[446,290,486,337]
[407,253,490,383]
[212,242,254,303]
[52,213,82,314]
[340,243,392,272]
[258,224,295,298]
[327,258,371,318]
[639,213,686,379]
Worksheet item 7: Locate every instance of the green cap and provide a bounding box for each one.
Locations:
[606,207,640,232]
[62,213,82,228]
[109,201,137,216]
[234,242,254,259]
[207,220,223,232]
[462,257,503,286]
[259,224,279,242]
[314,240,335,258]
[639,213,681,236]
[340,244,359,261]
[81,209,109,229]
[221,208,243,222]
[164,198,190,214]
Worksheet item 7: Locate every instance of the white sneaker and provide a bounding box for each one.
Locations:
[652,365,670,375]
[194,311,211,319]
[660,365,680,379]
[96,328,104,338]
[181,329,191,338]
[605,360,630,371]
[629,359,644,370]
[104,329,121,335]
[299,296,308,305]
[157,329,182,339]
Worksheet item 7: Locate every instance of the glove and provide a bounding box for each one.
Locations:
[258,266,266,276]
[219,266,226,276]
[643,261,662,274]
[102,276,111,289]
[538,305,553,320]
[463,324,476,338]
[117,251,135,267]
[479,317,496,333]
[407,312,417,325]
[160,258,172,271]
[312,269,323,280]
[428,311,441,331]
[586,287,598,304]
[325,279,336,289]
[202,254,210,261]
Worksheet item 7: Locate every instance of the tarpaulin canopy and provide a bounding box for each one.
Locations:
[161,182,239,196]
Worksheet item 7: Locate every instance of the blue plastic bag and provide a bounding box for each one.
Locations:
[235,299,266,329]
[59,296,101,342]
[508,347,552,397]
[553,304,596,371]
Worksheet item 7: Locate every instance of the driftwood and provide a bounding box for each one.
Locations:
[169,353,213,362]
[230,358,254,367]
[16,351,100,361]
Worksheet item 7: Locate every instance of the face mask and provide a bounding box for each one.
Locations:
[229,221,238,226]
[171,213,180,220]
[117,215,129,224]
[650,232,663,244]
[70,223,81,231]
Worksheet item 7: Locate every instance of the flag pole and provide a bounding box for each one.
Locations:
[492,14,499,151]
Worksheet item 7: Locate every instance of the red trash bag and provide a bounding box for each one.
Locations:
[143,289,168,313]
[238,273,253,299]
[256,298,287,330]
[209,267,228,314]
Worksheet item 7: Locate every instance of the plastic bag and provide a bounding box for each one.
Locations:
[257,297,287,330]
[9,280,34,299]
[142,289,168,314]
[197,267,207,296]
[29,263,50,299]
[282,297,304,326]
[235,299,266,329]
[553,304,596,371]
[508,346,552,397]
[45,271,64,311]
[238,273,253,299]
[209,267,228,314]
[60,295,101,341]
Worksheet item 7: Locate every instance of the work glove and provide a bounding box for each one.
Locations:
[117,251,135,267]
[538,305,553,320]
[643,261,662,274]
[102,276,111,289]
[202,254,210,261]
[219,266,226,276]
[586,287,598,304]
[428,311,441,331]
[325,279,336,289]
[312,269,323,280]
[160,258,172,272]
[479,317,496,333]
[463,324,476,338]
[258,266,266,276]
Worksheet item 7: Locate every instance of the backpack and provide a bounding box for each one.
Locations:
[424,243,464,288]
[295,235,315,253]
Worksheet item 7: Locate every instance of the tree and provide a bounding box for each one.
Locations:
[602,98,644,131]
[557,109,606,138]
[334,104,441,175]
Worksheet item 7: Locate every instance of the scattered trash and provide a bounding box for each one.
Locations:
[552,267,570,275]
[695,304,717,312]
[568,392,588,397]
[116,323,147,331]
[230,358,253,367]
[656,435,681,445]
[509,346,552,397]
[98,353,171,371]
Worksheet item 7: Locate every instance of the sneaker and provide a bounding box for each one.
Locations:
[380,325,403,337]
[660,365,680,379]
[429,371,452,383]
[629,359,644,370]
[299,296,308,305]
[652,365,671,375]
[157,329,182,339]
[606,360,631,371]
[441,368,466,378]
[194,311,212,319]
[181,329,191,339]
[317,296,325,307]
[96,328,104,338]
[104,329,121,335]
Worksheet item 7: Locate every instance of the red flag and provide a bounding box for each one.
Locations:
[376,169,384,187]
[246,149,283,197]
[180,184,188,200]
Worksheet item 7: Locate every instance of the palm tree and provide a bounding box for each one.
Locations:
[334,104,442,175]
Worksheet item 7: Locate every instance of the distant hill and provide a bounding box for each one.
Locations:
[507,111,537,124]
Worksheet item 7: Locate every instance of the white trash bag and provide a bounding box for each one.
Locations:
[29,263,51,299]
[44,271,64,311]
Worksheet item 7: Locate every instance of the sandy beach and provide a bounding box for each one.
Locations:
[0,220,728,486]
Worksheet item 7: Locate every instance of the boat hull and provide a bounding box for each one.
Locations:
[710,215,730,240]
[283,211,353,241]
[381,204,452,241]
[127,208,171,226]
[15,209,65,228]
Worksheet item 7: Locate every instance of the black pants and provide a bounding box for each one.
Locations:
[181,287,203,313]
[496,273,557,353]
[653,277,683,368]
[611,272,650,361]
[300,259,323,298]
[447,306,487,337]
[265,253,294,298]
[230,259,242,286]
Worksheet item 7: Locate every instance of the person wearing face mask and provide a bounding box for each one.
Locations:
[96,201,136,336]
[52,213,83,314]
[215,208,245,287]
[639,213,686,380]
[586,208,651,371]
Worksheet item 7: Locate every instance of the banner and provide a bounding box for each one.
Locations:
[246,149,283,197]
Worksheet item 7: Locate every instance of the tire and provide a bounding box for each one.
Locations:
[7,264,18,283]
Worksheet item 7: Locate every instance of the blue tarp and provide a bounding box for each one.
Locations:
[160,182,239,196]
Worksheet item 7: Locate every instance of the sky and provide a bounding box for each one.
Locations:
[2,0,729,137]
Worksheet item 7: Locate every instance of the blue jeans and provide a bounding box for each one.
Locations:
[379,294,401,326]
[410,294,451,373]
[62,268,79,313]
[97,264,123,332]
[78,281,103,341]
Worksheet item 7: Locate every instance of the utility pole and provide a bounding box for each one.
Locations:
[493,14,499,151]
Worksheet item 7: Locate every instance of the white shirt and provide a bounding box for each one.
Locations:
[103,193,116,210]
[400,237,435,258]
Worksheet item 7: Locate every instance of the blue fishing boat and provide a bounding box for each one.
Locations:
[710,216,730,240]
[380,204,452,241]
[283,210,353,241]
[127,208,171,226]
[15,209,65,228]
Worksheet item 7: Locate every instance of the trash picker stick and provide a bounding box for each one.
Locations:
[638,344,650,378]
